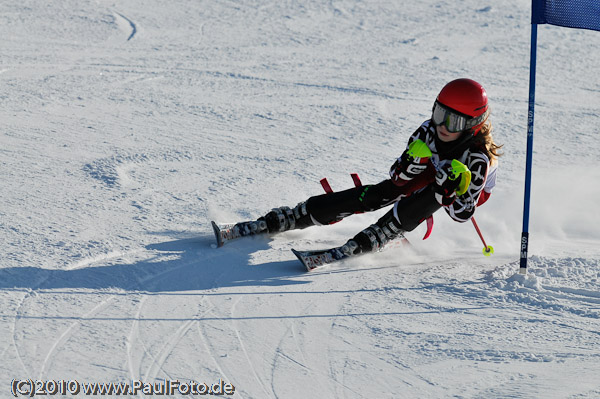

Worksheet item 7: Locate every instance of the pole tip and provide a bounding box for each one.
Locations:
[482,245,494,256]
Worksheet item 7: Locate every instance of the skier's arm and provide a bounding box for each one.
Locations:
[389,127,431,186]
[444,153,490,222]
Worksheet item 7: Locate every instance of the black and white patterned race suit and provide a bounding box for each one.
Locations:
[254,119,495,254]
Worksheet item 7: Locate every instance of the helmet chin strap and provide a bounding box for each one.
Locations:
[434,123,475,158]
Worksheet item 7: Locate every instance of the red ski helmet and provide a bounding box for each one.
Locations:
[432,78,490,135]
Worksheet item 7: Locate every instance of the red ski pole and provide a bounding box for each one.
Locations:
[471,217,494,256]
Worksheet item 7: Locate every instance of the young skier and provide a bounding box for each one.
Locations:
[213,78,501,268]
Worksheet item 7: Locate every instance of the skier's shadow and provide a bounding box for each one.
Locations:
[0,233,309,293]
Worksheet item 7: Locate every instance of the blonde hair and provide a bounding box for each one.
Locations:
[474,121,502,164]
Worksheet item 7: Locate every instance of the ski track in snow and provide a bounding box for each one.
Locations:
[12,291,37,376]
[13,247,212,383]
[126,294,146,386]
[11,250,140,378]
[268,281,342,398]
[114,11,137,41]
[195,307,243,399]
[143,318,190,381]
[230,296,272,398]
[38,296,116,380]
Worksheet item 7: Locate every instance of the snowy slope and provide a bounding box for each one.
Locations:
[1,0,599,397]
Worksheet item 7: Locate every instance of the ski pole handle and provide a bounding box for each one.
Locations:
[449,159,472,196]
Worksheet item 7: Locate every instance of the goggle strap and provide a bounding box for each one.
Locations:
[465,108,490,130]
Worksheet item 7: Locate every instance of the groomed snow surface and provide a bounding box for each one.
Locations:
[1,0,599,397]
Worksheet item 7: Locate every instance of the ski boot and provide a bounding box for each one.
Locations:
[212,201,314,247]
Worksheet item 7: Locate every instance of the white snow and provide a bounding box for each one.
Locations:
[1,0,599,397]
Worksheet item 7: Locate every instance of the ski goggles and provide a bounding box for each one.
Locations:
[432,101,489,133]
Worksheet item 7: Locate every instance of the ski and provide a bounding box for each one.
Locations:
[292,244,356,272]
[211,221,234,247]
[292,231,412,271]
[211,220,268,248]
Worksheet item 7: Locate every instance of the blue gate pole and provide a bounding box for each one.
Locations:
[520,23,538,275]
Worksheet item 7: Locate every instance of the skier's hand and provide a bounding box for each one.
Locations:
[433,164,462,206]
[390,139,432,186]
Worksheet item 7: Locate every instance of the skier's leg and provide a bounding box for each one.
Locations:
[307,179,404,225]
[231,201,311,237]
[234,179,405,237]
[247,189,361,235]
[347,185,442,254]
